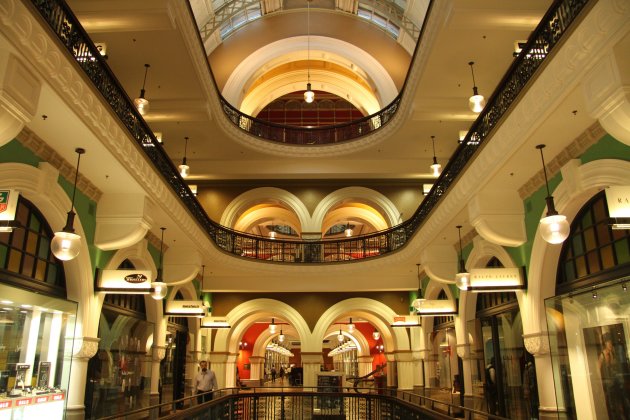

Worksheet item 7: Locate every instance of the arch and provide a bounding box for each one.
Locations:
[223,36,397,112]
[0,162,95,341]
[312,298,410,353]
[460,237,521,325]
[527,158,630,334]
[220,187,311,232]
[169,282,202,333]
[214,299,311,354]
[323,326,371,358]
[234,206,302,235]
[312,187,401,232]
[103,240,162,328]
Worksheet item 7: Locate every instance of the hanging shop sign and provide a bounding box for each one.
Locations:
[605,186,630,229]
[391,315,421,327]
[465,267,526,292]
[200,316,231,329]
[96,269,152,293]
[165,300,206,317]
[416,299,458,315]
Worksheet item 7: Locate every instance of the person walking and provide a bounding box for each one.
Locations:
[194,360,218,404]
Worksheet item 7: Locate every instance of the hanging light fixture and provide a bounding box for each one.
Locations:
[536,144,570,244]
[347,318,355,333]
[372,330,380,340]
[411,264,426,310]
[269,318,277,334]
[304,0,314,103]
[455,225,471,291]
[133,64,151,115]
[430,135,441,177]
[279,329,285,342]
[51,148,85,261]
[344,221,353,237]
[337,329,344,342]
[151,227,168,300]
[468,61,485,113]
[179,136,190,178]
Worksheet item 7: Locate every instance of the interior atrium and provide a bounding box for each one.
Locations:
[0,0,629,419]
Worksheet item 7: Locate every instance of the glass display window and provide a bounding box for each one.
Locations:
[546,276,630,420]
[0,283,77,419]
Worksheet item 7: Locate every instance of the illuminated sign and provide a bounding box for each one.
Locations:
[96,269,152,293]
[390,315,422,327]
[165,300,206,316]
[200,316,231,329]
[464,267,525,292]
[605,186,630,229]
[0,190,18,220]
[416,299,457,315]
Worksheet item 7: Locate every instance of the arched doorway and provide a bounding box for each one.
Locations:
[161,291,189,408]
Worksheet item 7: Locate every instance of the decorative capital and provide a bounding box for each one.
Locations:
[523,332,551,356]
[456,344,471,359]
[73,336,100,360]
[418,349,431,360]
[152,345,167,362]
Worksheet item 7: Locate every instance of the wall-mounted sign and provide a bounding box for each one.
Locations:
[391,315,421,327]
[96,269,152,293]
[605,186,630,229]
[0,189,19,220]
[466,267,525,292]
[200,316,231,329]
[165,300,206,316]
[416,299,458,315]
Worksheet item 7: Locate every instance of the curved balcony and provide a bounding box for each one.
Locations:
[220,95,401,146]
[31,0,590,264]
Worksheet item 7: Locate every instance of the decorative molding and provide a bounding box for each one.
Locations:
[523,332,551,356]
[16,127,102,202]
[73,337,100,360]
[518,122,606,199]
[456,344,471,359]
[167,0,450,158]
[152,345,166,361]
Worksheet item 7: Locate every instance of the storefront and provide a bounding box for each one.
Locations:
[545,191,630,420]
[0,196,77,419]
[160,291,189,408]
[425,312,460,410]
[85,260,154,419]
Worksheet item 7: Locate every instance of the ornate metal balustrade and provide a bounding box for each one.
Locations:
[29,0,590,264]
[221,96,401,145]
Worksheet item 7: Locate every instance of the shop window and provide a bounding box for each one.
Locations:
[0,197,65,296]
[557,191,630,292]
[86,260,153,419]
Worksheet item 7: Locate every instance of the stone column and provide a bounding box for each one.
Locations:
[208,352,229,389]
[301,352,323,388]
[457,343,474,410]
[150,344,166,407]
[524,331,558,420]
[66,337,100,420]
[249,356,265,384]
[412,350,424,390]
[357,355,373,377]
[395,351,414,390]
[385,352,396,388]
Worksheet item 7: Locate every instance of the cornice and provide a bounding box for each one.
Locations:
[16,126,103,202]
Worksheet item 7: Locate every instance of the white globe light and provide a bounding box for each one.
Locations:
[51,231,81,261]
[455,272,470,291]
[134,97,150,115]
[539,214,570,244]
[468,93,485,113]
[431,162,442,177]
[412,298,425,311]
[150,282,168,300]
[179,163,190,178]
[269,323,277,334]
[372,331,380,340]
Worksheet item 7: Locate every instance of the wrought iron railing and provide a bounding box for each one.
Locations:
[220,96,401,145]
[97,387,511,420]
[29,0,590,264]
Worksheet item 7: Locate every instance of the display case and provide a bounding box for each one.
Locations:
[0,283,77,419]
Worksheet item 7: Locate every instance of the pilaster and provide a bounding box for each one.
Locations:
[300,352,323,388]
[523,331,559,420]
[394,351,414,390]
[66,337,99,420]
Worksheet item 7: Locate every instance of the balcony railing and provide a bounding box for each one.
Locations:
[29,0,590,264]
[97,387,511,420]
[220,95,401,145]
